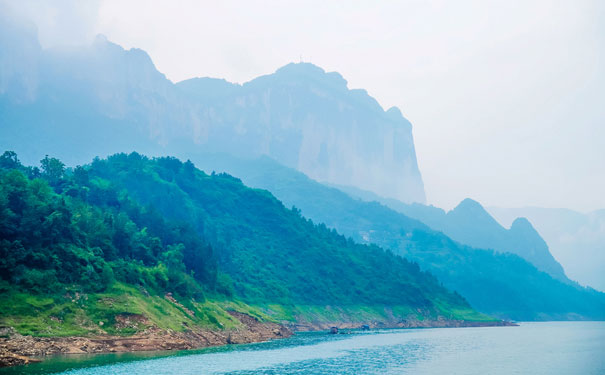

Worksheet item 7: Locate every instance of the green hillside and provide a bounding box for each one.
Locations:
[0,151,490,337]
[190,154,605,321]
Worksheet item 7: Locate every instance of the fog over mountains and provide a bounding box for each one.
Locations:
[1,17,603,294]
[489,207,605,292]
[0,17,426,204]
[191,154,605,320]
[331,188,569,284]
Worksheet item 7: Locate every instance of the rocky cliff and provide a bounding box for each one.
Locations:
[0,19,426,203]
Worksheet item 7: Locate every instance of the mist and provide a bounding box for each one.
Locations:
[3,0,604,211]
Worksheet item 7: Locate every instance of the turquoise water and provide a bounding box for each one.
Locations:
[2,322,604,374]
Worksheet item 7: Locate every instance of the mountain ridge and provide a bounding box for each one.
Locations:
[0,151,490,338]
[488,206,605,291]
[331,184,569,282]
[0,21,426,204]
[189,153,605,320]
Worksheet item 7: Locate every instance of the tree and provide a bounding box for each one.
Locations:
[40,155,65,186]
[0,151,21,170]
[73,166,89,186]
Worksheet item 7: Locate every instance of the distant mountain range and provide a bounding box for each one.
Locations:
[191,154,605,320]
[0,16,426,204]
[489,207,605,292]
[331,186,569,283]
[1,18,603,322]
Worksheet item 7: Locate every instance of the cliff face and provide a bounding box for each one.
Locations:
[0,23,426,203]
[178,63,425,203]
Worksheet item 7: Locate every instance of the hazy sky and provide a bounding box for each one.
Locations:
[5,0,605,212]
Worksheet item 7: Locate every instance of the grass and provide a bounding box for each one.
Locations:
[0,283,261,337]
[259,304,453,325]
[0,283,499,337]
[433,298,497,321]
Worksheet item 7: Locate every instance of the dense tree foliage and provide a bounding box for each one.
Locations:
[86,152,467,309]
[0,152,217,299]
[0,151,472,316]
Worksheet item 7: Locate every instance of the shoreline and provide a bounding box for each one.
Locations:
[0,317,514,368]
[0,311,291,368]
[288,319,516,332]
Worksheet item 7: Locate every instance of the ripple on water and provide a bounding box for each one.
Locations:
[2,322,603,375]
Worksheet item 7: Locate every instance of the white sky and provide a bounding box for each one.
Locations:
[5,0,605,212]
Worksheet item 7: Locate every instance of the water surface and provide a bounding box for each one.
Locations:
[2,322,603,374]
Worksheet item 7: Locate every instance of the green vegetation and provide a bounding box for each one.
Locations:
[0,151,490,337]
[85,152,465,309]
[262,303,491,324]
[0,282,256,337]
[0,151,217,299]
[191,154,605,321]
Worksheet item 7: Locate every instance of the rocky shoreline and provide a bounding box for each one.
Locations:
[0,316,514,368]
[289,318,516,332]
[0,311,292,368]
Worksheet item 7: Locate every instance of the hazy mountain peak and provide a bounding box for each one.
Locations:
[454,197,483,210]
[510,217,534,231]
[488,206,605,291]
[93,33,109,45]
[386,106,403,117]
[90,34,125,56]
[0,33,427,204]
[275,61,328,75]
[448,198,505,228]
[90,35,159,75]
[273,62,347,86]
[449,198,497,223]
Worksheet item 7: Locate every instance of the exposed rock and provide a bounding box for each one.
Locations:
[164,293,195,317]
[0,312,293,368]
[0,20,427,205]
[114,314,150,330]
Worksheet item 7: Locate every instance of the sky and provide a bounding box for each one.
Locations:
[4,0,605,212]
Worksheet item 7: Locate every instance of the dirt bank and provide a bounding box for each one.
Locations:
[0,316,515,368]
[0,311,292,368]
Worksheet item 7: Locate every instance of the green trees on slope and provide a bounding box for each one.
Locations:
[188,154,605,320]
[0,151,474,319]
[86,152,467,309]
[0,152,217,299]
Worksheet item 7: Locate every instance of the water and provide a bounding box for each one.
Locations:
[2,322,604,375]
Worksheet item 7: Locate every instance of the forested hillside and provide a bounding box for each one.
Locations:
[191,154,605,321]
[0,151,489,338]
[338,189,569,283]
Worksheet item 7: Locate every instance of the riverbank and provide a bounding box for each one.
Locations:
[290,318,516,331]
[0,316,514,368]
[0,311,292,368]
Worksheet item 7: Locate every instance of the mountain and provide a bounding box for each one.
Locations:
[191,153,605,321]
[364,198,569,282]
[334,190,569,283]
[0,19,426,204]
[488,207,605,292]
[0,151,491,345]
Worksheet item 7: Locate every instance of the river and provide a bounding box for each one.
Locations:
[2,322,603,375]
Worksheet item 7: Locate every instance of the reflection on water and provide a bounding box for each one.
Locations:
[1,322,604,375]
